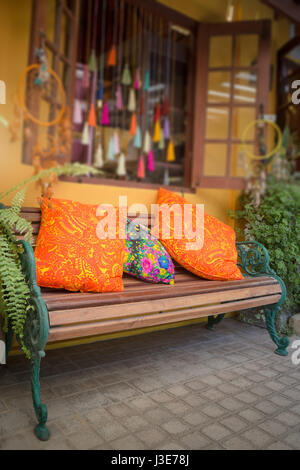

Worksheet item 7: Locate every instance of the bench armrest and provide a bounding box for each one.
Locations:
[236,241,286,306]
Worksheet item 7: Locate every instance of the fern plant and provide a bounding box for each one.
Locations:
[0,163,99,358]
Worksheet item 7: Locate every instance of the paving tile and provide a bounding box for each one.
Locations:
[241,428,274,448]
[110,435,146,450]
[284,433,300,450]
[181,432,212,450]
[275,411,300,427]
[138,427,169,448]
[222,436,255,450]
[202,423,232,441]
[221,416,248,432]
[66,430,104,450]
[258,419,288,437]
[238,408,265,423]
[161,419,190,435]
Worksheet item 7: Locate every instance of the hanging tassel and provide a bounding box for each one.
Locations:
[107,45,117,66]
[101,101,110,125]
[81,122,90,145]
[82,64,89,88]
[134,69,141,90]
[113,131,120,155]
[133,125,142,148]
[94,143,104,168]
[143,69,150,91]
[153,120,161,143]
[163,117,170,139]
[158,131,165,150]
[163,167,170,186]
[97,81,104,108]
[167,139,175,162]
[139,94,145,115]
[162,95,169,116]
[154,103,161,122]
[107,137,115,161]
[116,84,123,110]
[117,152,127,177]
[130,112,137,136]
[147,149,155,172]
[122,64,132,85]
[137,155,145,179]
[88,49,97,72]
[73,99,83,124]
[88,103,96,127]
[143,130,152,153]
[128,88,136,112]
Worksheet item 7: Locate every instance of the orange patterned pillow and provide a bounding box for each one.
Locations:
[35,198,126,292]
[153,188,243,281]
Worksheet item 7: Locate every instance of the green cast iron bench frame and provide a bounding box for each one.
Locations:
[3,207,288,441]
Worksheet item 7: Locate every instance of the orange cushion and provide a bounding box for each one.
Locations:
[35,198,125,292]
[153,188,243,281]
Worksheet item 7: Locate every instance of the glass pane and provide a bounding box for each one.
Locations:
[235,34,258,67]
[230,143,253,177]
[209,36,232,68]
[207,71,231,103]
[204,144,227,176]
[206,107,229,140]
[232,107,256,140]
[233,71,257,104]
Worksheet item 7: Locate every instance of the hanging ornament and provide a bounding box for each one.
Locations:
[73,99,83,124]
[107,45,117,67]
[162,95,169,116]
[158,131,165,150]
[154,103,161,122]
[82,64,89,88]
[88,49,97,72]
[134,69,141,90]
[163,117,170,139]
[116,84,123,110]
[133,125,142,148]
[143,130,152,153]
[81,122,90,145]
[88,103,96,127]
[147,149,155,172]
[163,167,170,186]
[166,139,175,162]
[101,101,110,125]
[97,81,104,108]
[117,152,127,176]
[128,87,136,112]
[143,69,150,91]
[94,143,104,168]
[113,131,120,155]
[130,112,137,136]
[121,64,132,86]
[137,155,145,179]
[107,136,115,161]
[153,120,161,143]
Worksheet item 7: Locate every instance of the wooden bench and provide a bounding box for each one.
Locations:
[5,206,289,441]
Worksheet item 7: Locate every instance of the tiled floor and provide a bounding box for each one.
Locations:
[0,318,300,450]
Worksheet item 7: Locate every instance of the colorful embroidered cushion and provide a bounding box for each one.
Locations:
[35,198,126,292]
[153,188,243,281]
[124,217,175,284]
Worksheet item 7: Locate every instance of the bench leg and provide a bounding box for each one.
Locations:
[31,354,50,441]
[264,305,289,356]
[206,314,225,331]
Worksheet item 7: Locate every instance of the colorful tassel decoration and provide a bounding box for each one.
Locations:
[162,95,169,116]
[107,45,117,66]
[133,125,142,148]
[88,103,96,127]
[147,149,155,172]
[158,132,165,150]
[163,167,170,186]
[82,64,89,88]
[97,81,104,108]
[73,99,82,124]
[128,88,136,112]
[88,49,97,72]
[107,137,115,161]
[94,143,104,168]
[81,122,90,145]
[116,84,123,110]
[163,117,170,139]
[153,120,161,143]
[154,103,161,122]
[137,155,145,179]
[117,153,127,177]
[166,139,176,162]
[122,64,132,86]
[134,69,141,90]
[113,131,120,155]
[143,131,152,153]
[130,112,137,136]
[101,101,110,125]
[143,69,150,91]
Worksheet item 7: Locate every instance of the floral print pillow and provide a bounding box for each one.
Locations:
[124,218,175,284]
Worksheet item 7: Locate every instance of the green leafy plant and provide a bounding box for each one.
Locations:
[0,163,99,357]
